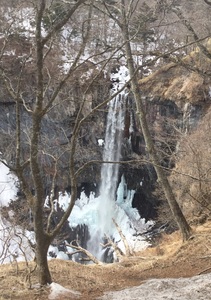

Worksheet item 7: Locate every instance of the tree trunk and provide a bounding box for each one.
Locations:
[35,231,52,285]
[120,0,191,241]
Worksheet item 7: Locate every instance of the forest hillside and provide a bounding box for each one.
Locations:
[0,0,211,293]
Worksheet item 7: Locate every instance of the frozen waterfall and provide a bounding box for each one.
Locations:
[57,66,153,262]
[84,66,153,261]
[98,93,125,236]
[86,92,125,259]
[0,66,153,264]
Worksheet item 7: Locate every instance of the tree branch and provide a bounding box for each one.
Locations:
[66,240,103,265]
[172,7,211,61]
[42,0,87,45]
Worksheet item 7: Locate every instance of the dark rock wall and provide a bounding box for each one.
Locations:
[118,94,205,222]
[1,61,207,255]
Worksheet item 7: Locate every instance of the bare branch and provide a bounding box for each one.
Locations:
[112,218,133,256]
[204,0,211,5]
[66,240,103,265]
[101,234,125,261]
[42,3,93,116]
[42,0,87,45]
[172,7,211,61]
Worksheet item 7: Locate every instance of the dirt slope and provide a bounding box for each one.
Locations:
[1,222,211,300]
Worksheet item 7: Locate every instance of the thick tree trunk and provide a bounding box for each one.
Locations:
[120,0,191,241]
[35,231,52,285]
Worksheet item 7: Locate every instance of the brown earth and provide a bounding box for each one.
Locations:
[139,39,211,106]
[1,222,211,300]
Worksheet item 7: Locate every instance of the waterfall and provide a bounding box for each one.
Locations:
[58,66,152,263]
[0,70,152,264]
[86,67,130,259]
[98,93,125,236]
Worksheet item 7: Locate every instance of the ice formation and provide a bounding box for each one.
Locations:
[63,66,153,261]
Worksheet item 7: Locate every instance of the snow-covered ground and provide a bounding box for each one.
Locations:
[0,162,18,207]
[99,273,211,300]
[47,272,211,300]
[49,282,80,300]
[0,162,34,263]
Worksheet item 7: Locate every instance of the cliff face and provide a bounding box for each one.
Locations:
[119,96,204,223]
[1,37,211,247]
[139,42,211,104]
[138,42,211,138]
[2,63,208,225]
[134,44,211,225]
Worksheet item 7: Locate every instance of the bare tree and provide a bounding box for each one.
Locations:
[170,109,211,222]
[1,0,210,286]
[99,0,192,240]
[0,0,135,284]
[204,0,211,6]
[0,0,100,285]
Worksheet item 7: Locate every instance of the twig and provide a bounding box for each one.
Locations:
[198,266,211,275]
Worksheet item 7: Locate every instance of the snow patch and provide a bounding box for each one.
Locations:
[0,163,34,264]
[111,66,130,94]
[48,282,80,300]
[99,273,211,300]
[98,139,104,146]
[0,162,18,207]
[0,217,35,264]
[209,86,211,98]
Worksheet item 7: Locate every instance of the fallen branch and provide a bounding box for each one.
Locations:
[101,234,125,261]
[66,240,103,265]
[112,218,134,256]
[198,266,211,275]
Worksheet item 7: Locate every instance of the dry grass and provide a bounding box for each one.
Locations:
[139,41,211,104]
[139,230,182,258]
[1,223,211,299]
[0,261,49,300]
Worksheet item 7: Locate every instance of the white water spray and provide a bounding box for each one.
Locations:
[98,93,125,236]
